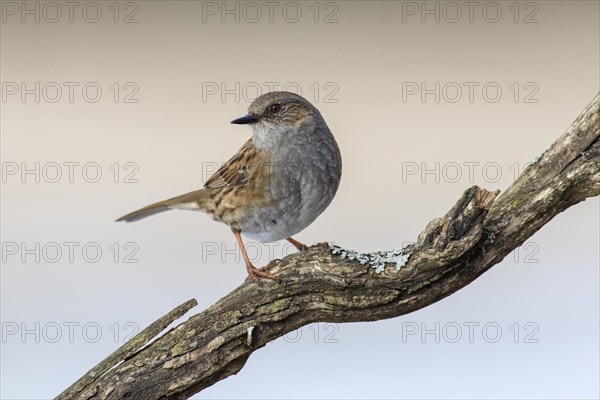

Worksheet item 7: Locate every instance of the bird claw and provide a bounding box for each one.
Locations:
[245,264,280,285]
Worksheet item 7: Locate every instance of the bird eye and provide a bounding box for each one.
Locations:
[270,103,282,114]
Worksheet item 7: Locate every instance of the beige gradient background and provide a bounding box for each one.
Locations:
[1,1,599,399]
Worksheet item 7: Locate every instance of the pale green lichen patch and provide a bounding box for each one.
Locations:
[322,290,398,307]
[211,310,243,331]
[329,244,411,273]
[256,298,294,321]
[170,341,190,357]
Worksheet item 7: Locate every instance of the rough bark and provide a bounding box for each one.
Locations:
[57,93,600,400]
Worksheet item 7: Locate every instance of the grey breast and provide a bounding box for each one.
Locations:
[241,126,341,243]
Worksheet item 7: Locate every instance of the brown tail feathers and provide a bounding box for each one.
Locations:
[116,189,205,222]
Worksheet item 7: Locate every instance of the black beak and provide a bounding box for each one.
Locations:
[231,114,259,125]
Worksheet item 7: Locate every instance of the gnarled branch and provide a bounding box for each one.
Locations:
[57,93,600,400]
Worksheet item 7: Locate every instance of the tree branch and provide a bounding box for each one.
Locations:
[57,93,600,400]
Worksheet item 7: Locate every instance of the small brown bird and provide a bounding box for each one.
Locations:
[117,91,342,284]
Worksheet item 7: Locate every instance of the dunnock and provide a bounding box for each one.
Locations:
[117,91,342,284]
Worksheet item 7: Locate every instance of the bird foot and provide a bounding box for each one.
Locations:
[245,263,280,285]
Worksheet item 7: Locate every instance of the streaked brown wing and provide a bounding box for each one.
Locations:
[204,139,257,189]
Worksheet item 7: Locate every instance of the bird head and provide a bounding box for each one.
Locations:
[231,91,323,149]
